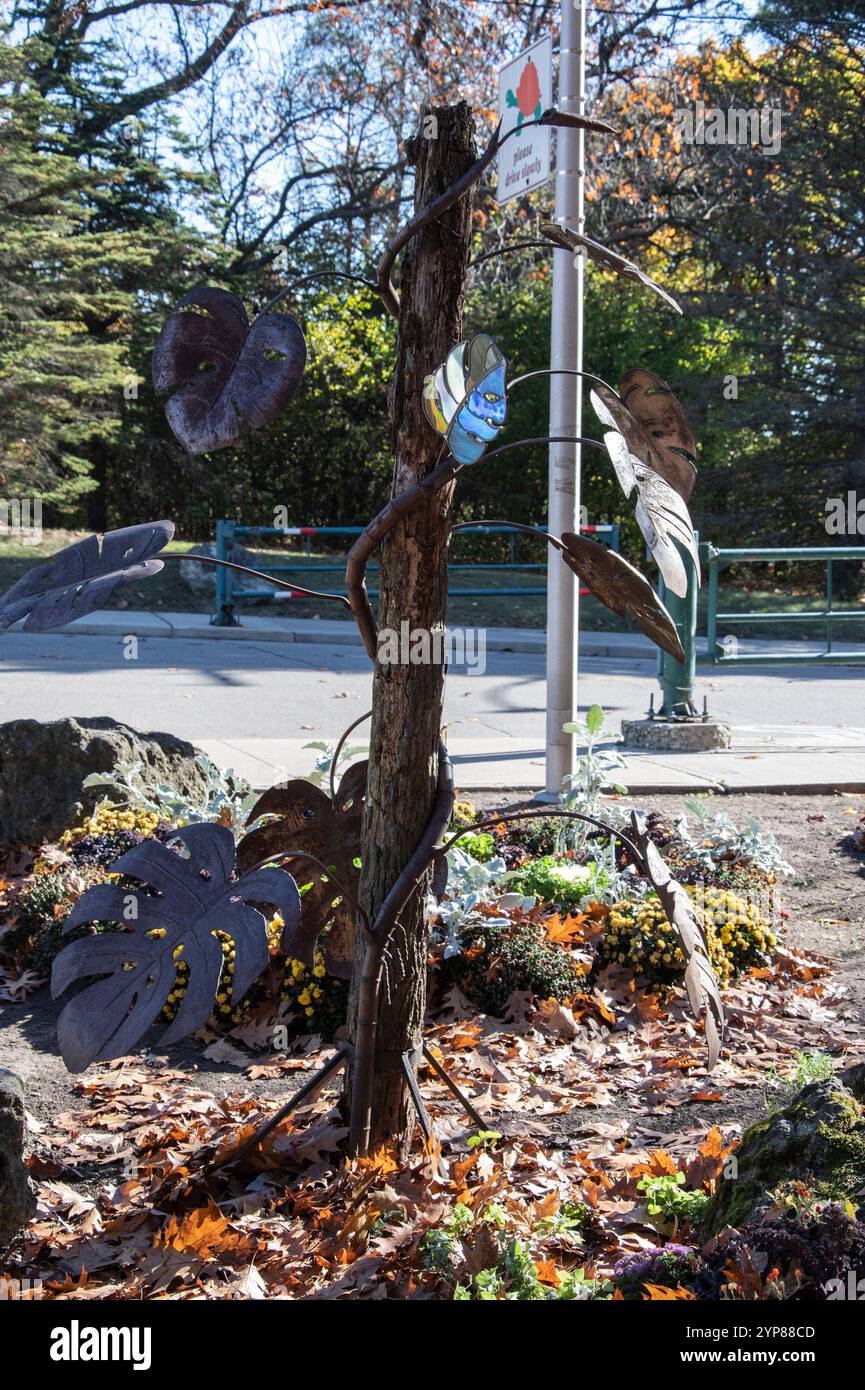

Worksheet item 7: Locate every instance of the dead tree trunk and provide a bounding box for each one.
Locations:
[344,102,476,1158]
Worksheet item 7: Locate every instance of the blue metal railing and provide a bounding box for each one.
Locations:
[211,519,620,626]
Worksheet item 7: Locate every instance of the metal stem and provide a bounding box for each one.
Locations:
[422,1044,488,1131]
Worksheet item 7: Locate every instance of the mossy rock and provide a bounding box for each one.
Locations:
[702,1063,865,1237]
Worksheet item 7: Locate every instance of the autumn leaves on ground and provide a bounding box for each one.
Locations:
[2,783,865,1301]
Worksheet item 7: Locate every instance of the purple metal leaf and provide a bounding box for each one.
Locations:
[0,521,174,632]
[152,287,307,454]
[51,823,301,1072]
[235,760,367,979]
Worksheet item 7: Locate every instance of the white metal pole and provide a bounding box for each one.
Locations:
[544,0,586,796]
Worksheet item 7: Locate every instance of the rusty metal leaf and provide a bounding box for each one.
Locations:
[235,761,367,979]
[152,287,306,454]
[539,222,682,314]
[0,521,174,632]
[51,824,301,1072]
[590,385,700,598]
[630,815,725,1068]
[536,108,618,136]
[618,369,697,502]
[559,533,684,662]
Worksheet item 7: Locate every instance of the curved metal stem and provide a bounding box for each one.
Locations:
[345,450,461,659]
[377,119,503,317]
[242,847,373,944]
[508,367,616,395]
[377,108,613,317]
[329,709,372,803]
[452,519,565,553]
[163,552,351,611]
[260,269,378,317]
[480,434,609,464]
[468,239,554,269]
[440,807,646,868]
[349,741,454,1156]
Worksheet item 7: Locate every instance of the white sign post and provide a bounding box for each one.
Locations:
[496,37,553,204]
[544,2,586,797]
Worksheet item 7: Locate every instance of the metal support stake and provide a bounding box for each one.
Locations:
[657,536,699,717]
[205,1046,348,1174]
[422,1043,489,1132]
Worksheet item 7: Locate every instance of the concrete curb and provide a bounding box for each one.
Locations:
[38,611,660,660]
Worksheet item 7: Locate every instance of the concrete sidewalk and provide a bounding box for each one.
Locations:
[7,609,864,794]
[49,608,865,663]
[195,725,865,794]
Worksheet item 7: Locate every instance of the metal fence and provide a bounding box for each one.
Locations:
[211,518,621,625]
[702,543,865,665]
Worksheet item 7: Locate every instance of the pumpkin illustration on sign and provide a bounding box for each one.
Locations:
[506,59,542,128]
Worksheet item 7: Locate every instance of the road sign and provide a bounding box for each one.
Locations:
[497,36,553,203]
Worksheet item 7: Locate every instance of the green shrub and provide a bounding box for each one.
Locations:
[439,919,584,1017]
[510,855,608,909]
[599,885,775,987]
[451,831,496,862]
[638,1173,710,1225]
[10,867,115,976]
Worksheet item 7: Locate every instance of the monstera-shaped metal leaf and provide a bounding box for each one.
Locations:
[590,385,699,598]
[51,823,301,1071]
[560,533,684,663]
[539,222,682,314]
[236,761,367,979]
[0,521,174,632]
[630,815,725,1068]
[152,287,306,454]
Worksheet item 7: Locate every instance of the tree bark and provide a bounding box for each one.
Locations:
[344,102,476,1158]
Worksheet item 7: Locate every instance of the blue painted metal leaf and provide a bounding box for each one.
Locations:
[152,287,307,454]
[51,823,301,1072]
[0,521,174,632]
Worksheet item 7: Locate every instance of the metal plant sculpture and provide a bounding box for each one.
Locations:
[52,824,301,1071]
[152,287,307,454]
[0,98,725,1158]
[0,522,174,631]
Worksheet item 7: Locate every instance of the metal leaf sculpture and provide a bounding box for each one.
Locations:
[423,333,508,464]
[151,287,307,454]
[617,369,697,502]
[0,521,174,632]
[235,760,367,979]
[630,814,725,1068]
[559,532,685,662]
[590,385,700,598]
[51,823,301,1072]
[539,222,682,315]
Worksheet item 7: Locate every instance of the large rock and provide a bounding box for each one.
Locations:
[703,1062,865,1236]
[180,542,280,602]
[0,716,209,844]
[0,1069,35,1250]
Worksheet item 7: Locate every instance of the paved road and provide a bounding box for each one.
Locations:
[1,628,865,792]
